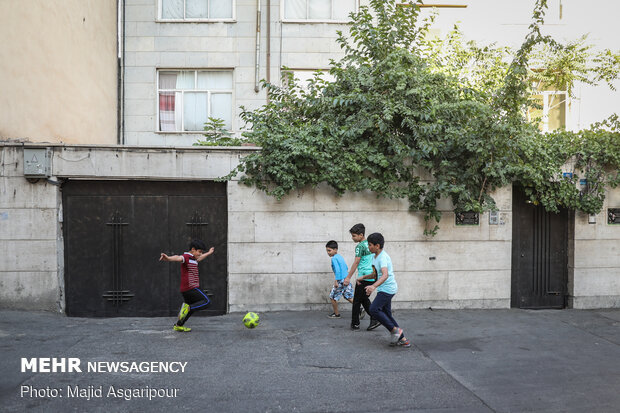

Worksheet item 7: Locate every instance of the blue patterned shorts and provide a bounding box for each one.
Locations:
[330,280,354,301]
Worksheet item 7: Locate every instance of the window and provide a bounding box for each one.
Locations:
[283,0,356,22]
[284,69,335,90]
[528,86,567,132]
[160,0,234,21]
[158,70,233,132]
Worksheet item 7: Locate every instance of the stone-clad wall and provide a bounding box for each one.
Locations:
[227,182,513,312]
[0,146,61,310]
[1,143,619,312]
[571,188,620,309]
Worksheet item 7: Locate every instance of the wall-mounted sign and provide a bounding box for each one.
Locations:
[609,208,620,225]
[456,211,479,226]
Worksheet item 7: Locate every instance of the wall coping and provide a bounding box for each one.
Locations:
[0,142,261,153]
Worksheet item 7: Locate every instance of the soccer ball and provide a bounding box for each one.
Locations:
[243,312,259,328]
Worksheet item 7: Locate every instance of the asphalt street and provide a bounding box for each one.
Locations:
[1,308,619,412]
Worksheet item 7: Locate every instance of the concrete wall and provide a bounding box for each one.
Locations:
[2,144,619,312]
[571,188,620,309]
[0,145,61,310]
[0,0,118,144]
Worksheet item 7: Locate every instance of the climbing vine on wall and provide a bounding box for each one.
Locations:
[219,0,620,235]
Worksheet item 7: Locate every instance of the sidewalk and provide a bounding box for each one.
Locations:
[1,308,619,412]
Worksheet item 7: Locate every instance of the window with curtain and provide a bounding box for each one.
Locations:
[161,0,234,20]
[283,0,356,21]
[158,70,233,132]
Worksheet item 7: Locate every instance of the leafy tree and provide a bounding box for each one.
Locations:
[194,117,243,146]
[224,0,620,235]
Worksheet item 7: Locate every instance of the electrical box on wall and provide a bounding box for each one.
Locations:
[24,148,52,178]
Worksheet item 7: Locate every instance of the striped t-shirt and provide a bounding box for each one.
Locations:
[180,252,200,292]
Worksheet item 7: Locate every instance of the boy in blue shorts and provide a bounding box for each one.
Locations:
[325,240,354,318]
[362,233,411,347]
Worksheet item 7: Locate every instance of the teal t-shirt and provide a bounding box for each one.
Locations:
[356,240,374,280]
[373,250,397,294]
[331,253,348,281]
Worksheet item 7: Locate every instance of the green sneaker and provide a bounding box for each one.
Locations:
[173,325,191,332]
[178,303,190,320]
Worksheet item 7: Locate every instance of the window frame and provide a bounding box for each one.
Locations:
[281,68,334,90]
[157,0,236,23]
[156,68,235,134]
[281,0,358,24]
[528,89,569,133]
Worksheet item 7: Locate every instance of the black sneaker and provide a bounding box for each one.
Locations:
[351,324,360,330]
[328,313,341,318]
[367,320,381,330]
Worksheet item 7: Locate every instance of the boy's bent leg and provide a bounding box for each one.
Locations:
[178,289,210,326]
[385,299,398,329]
[178,303,190,320]
[360,280,375,319]
[351,282,365,326]
[331,299,339,315]
[369,292,396,331]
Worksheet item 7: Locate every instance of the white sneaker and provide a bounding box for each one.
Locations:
[391,327,403,344]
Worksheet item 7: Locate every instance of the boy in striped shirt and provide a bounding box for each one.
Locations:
[160,239,214,332]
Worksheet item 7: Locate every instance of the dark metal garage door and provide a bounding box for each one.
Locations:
[62,180,227,317]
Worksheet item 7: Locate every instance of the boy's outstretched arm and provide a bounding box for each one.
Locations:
[160,253,183,262]
[196,247,215,262]
[343,256,361,286]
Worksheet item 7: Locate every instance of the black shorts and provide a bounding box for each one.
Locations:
[181,288,210,310]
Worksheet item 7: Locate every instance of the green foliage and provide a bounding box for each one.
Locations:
[225,0,620,235]
[194,117,243,146]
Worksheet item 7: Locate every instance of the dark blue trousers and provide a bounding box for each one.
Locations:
[369,291,398,331]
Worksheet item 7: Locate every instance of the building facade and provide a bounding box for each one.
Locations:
[0,0,619,314]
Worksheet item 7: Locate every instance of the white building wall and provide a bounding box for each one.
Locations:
[123,0,620,147]
[123,0,362,146]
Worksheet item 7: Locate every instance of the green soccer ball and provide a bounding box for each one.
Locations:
[243,312,259,329]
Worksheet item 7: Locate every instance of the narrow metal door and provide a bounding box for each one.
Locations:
[511,186,569,309]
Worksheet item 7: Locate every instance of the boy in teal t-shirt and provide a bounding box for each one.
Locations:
[343,223,381,330]
[362,232,411,347]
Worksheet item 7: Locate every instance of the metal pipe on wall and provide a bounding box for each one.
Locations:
[254,0,262,93]
[117,0,125,145]
[266,0,271,102]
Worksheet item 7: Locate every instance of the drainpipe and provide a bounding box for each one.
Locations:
[117,0,125,145]
[254,0,262,93]
[266,0,270,103]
